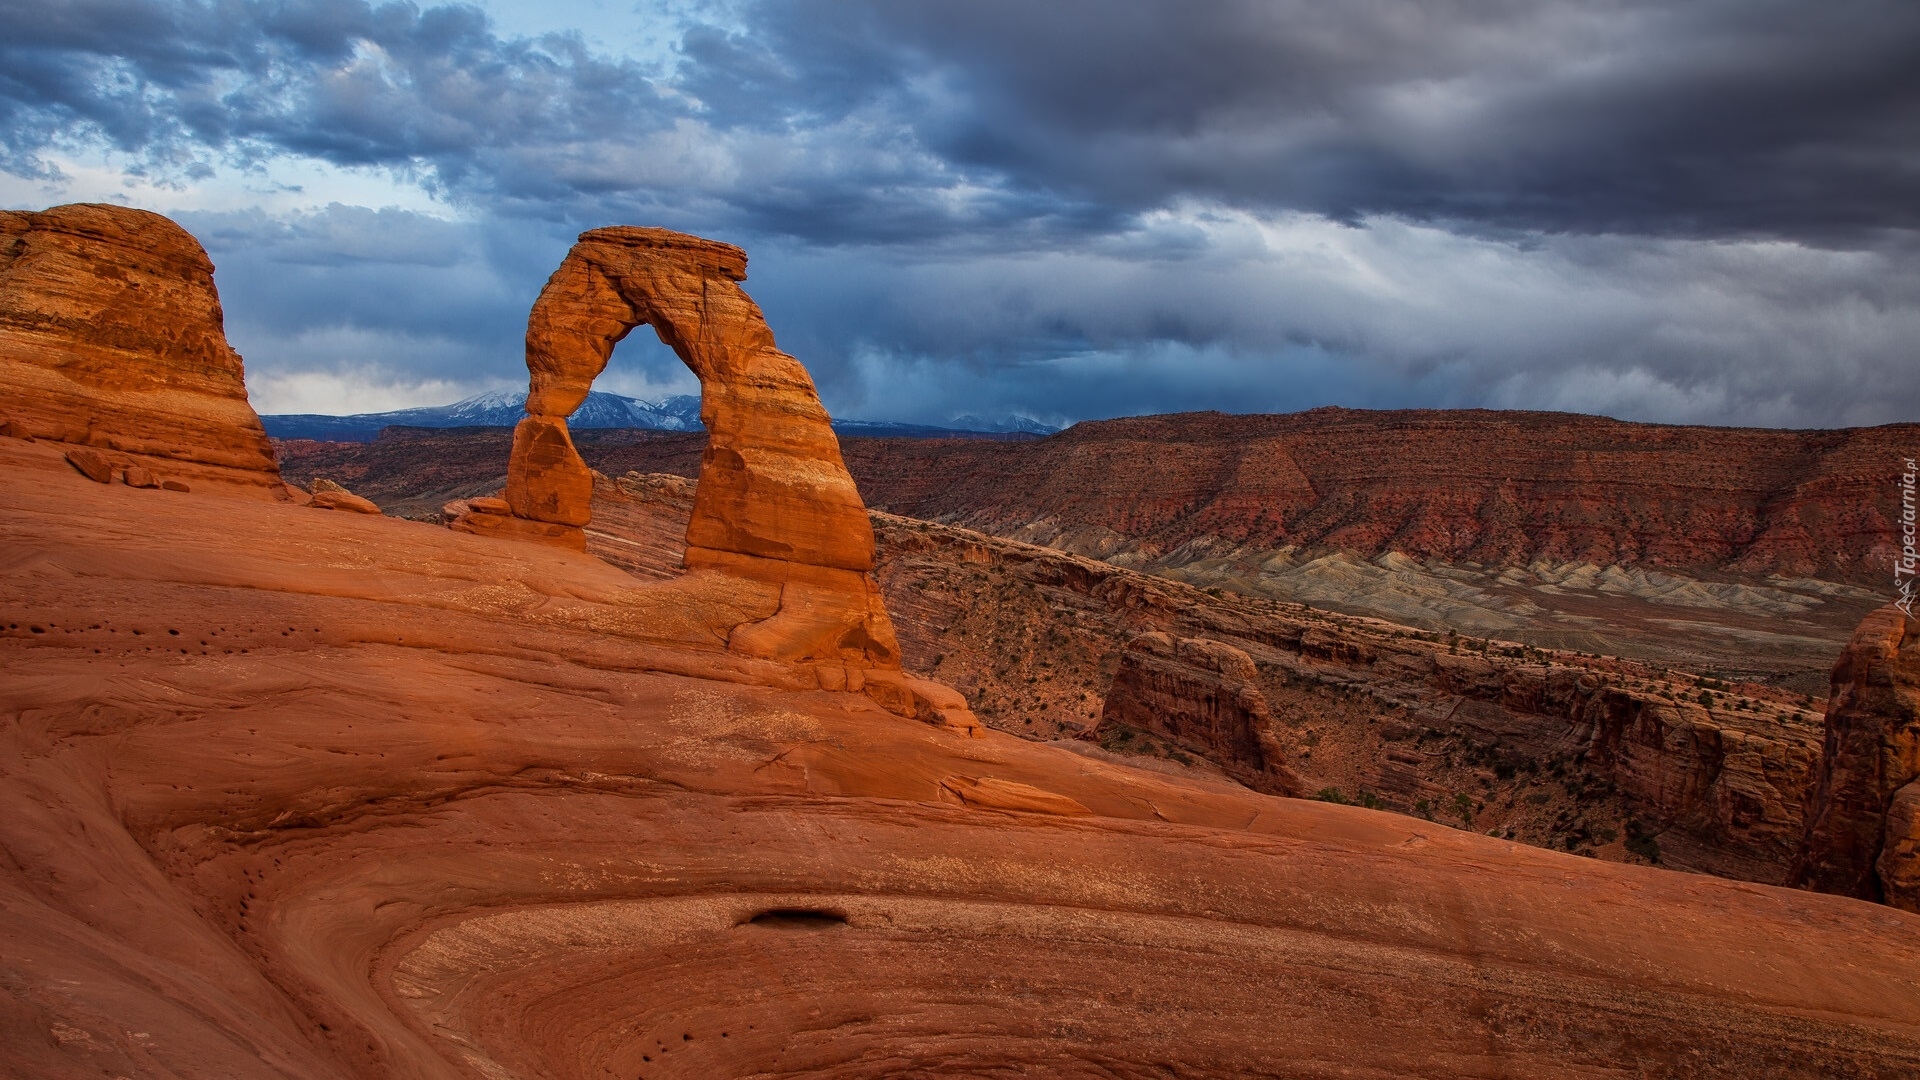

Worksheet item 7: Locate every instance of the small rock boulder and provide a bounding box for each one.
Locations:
[64,446,116,483]
[308,477,382,515]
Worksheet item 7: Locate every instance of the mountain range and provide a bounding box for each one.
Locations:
[260,389,1057,442]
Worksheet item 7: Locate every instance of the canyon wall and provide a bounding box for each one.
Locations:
[843,408,1912,584]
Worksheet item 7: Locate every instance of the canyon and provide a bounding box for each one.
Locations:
[281,412,1908,690]
[4,204,1920,1078]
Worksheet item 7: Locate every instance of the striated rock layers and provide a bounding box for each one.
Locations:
[457,226,897,671]
[1094,632,1303,796]
[844,407,1915,584]
[0,204,279,489]
[1797,604,1920,909]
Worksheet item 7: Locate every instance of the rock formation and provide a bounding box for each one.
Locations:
[1797,604,1920,909]
[1092,632,1303,796]
[548,469,1832,881]
[0,204,280,490]
[9,210,1920,1075]
[9,432,1920,1078]
[307,478,382,515]
[454,226,897,671]
[840,408,1917,585]
[278,418,1896,681]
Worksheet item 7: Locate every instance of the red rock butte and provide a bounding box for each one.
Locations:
[0,203,280,490]
[5,205,1920,1078]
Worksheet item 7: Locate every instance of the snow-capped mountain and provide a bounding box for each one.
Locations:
[260,390,1060,442]
[945,414,1058,436]
[260,390,703,441]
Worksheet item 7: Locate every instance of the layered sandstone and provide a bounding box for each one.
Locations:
[1093,632,1302,796]
[7,437,1920,1078]
[842,408,1914,584]
[1797,604,1920,909]
[0,204,279,489]
[457,227,897,669]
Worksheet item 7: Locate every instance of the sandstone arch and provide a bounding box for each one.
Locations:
[458,226,899,669]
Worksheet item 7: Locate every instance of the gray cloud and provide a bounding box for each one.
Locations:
[3,0,1916,428]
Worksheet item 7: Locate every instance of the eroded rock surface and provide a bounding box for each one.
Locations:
[7,437,1920,1078]
[586,471,1823,881]
[1093,632,1303,796]
[0,204,279,489]
[458,226,897,669]
[1797,604,1920,909]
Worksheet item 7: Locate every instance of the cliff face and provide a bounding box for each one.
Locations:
[1797,605,1920,908]
[841,408,1912,584]
[597,472,1826,885]
[0,204,279,487]
[1093,632,1303,796]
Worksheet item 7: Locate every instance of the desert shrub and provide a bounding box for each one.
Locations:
[1314,788,1349,805]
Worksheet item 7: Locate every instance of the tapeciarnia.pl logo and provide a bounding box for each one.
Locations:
[1899,457,1917,617]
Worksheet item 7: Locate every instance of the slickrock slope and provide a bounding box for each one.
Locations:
[459,227,896,669]
[10,435,1920,1078]
[1094,632,1303,796]
[598,473,1828,886]
[1798,605,1920,909]
[0,204,279,489]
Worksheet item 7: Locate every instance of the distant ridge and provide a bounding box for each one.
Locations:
[261,389,1056,443]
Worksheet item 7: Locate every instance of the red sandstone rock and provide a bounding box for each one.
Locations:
[505,415,593,525]
[7,435,1920,1078]
[63,445,114,483]
[587,468,1825,881]
[1093,632,1303,796]
[0,204,280,490]
[839,407,1916,584]
[939,774,1092,815]
[308,478,382,515]
[1797,604,1920,909]
[123,465,159,489]
[484,226,897,668]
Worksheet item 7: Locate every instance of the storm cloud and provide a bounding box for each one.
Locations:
[3,0,1916,426]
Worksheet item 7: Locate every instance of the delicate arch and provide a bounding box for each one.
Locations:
[472,226,897,667]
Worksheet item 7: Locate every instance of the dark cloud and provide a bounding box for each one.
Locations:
[3,0,1916,427]
[12,0,1914,245]
[719,0,1920,245]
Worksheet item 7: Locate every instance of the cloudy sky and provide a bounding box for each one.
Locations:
[4,0,1917,427]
